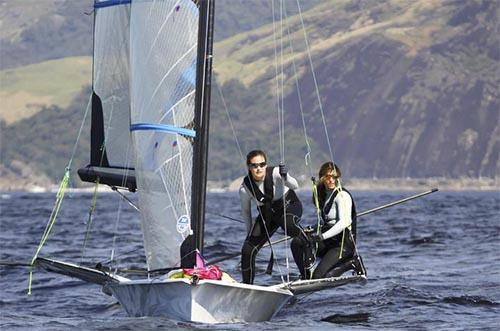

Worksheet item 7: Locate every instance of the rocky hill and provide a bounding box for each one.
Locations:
[213,0,499,178]
[0,0,498,191]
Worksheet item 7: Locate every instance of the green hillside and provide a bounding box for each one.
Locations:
[0,56,91,124]
[0,0,498,190]
[1,87,91,185]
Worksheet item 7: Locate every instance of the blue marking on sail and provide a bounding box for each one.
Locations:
[130,123,196,138]
[94,0,131,9]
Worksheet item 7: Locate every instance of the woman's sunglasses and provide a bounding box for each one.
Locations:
[321,174,338,181]
[249,162,267,169]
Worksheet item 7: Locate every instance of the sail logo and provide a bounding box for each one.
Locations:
[176,215,191,234]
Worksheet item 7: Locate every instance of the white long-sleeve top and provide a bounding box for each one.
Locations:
[321,189,353,240]
[239,167,299,233]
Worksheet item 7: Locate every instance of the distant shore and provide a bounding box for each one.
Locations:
[0,176,497,194]
[211,177,499,192]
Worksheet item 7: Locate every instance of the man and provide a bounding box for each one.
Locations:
[239,150,307,284]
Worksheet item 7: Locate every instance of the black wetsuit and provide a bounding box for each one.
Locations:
[240,167,305,284]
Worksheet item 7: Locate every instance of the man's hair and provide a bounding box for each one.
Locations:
[246,150,267,165]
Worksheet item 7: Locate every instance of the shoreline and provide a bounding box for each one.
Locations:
[4,177,497,193]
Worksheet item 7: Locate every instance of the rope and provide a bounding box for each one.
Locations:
[68,93,93,169]
[28,169,70,295]
[81,179,100,263]
[279,0,286,164]
[271,0,282,163]
[215,81,245,161]
[27,93,93,295]
[295,0,334,162]
[111,186,139,211]
[283,5,315,180]
[108,194,126,272]
[216,79,286,282]
[279,0,291,285]
[311,178,322,234]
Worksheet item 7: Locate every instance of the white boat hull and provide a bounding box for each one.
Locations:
[106,278,293,323]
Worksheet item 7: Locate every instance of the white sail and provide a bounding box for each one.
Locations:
[129,0,200,270]
[93,0,134,168]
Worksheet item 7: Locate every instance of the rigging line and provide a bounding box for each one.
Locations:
[271,2,287,284]
[270,0,290,284]
[109,190,129,271]
[88,95,121,260]
[280,0,286,164]
[283,6,314,178]
[111,186,139,211]
[28,170,70,295]
[206,211,245,224]
[98,246,143,265]
[216,59,286,282]
[81,179,100,263]
[215,81,244,160]
[295,0,334,162]
[28,91,92,294]
[284,5,323,236]
[118,124,134,190]
[271,0,283,162]
[111,123,135,267]
[69,93,93,169]
[280,0,290,284]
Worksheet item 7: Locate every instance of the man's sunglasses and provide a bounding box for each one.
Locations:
[249,162,267,169]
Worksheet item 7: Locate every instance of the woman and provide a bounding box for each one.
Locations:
[239,150,307,284]
[291,162,365,279]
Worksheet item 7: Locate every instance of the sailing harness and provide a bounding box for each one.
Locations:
[320,187,357,259]
[243,166,292,274]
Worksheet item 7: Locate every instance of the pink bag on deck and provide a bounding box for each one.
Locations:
[182,265,223,280]
[181,250,223,280]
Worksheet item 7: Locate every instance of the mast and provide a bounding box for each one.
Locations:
[189,0,215,260]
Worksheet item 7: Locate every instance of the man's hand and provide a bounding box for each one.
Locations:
[279,163,288,179]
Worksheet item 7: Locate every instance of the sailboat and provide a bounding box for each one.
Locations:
[33,0,366,323]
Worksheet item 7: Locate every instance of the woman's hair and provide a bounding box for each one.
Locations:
[246,150,267,165]
[318,161,341,179]
[314,162,341,208]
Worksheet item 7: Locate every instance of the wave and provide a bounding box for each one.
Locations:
[321,312,370,324]
[442,295,499,307]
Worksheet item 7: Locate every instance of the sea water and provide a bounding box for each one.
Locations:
[1,191,499,330]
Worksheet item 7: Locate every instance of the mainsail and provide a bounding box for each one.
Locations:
[78,0,213,271]
[129,0,211,271]
[78,0,136,191]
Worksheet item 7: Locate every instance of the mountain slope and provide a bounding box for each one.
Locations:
[0,0,498,190]
[213,0,499,178]
[0,56,91,123]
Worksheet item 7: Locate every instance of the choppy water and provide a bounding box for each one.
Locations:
[1,190,499,330]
